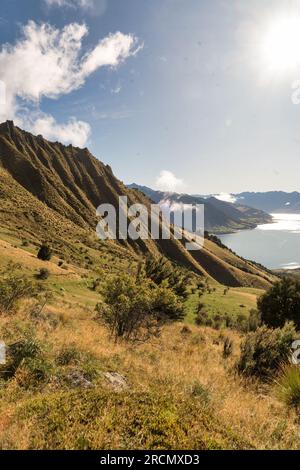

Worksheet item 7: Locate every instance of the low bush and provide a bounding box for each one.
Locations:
[0,335,42,380]
[36,268,50,280]
[17,357,53,387]
[96,274,184,342]
[56,345,82,366]
[37,244,52,262]
[236,322,296,380]
[0,264,39,313]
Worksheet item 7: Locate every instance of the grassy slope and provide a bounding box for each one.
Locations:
[185,284,261,324]
[0,234,262,322]
[0,238,298,450]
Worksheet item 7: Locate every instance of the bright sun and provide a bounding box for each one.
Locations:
[262,16,300,72]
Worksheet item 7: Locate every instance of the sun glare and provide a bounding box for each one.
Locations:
[262,16,300,73]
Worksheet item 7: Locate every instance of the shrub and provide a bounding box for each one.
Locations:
[144,255,191,299]
[18,357,53,386]
[56,345,82,366]
[0,264,38,313]
[0,336,42,379]
[36,268,50,280]
[37,244,52,262]
[275,364,300,409]
[152,282,185,322]
[96,274,184,342]
[237,322,296,380]
[258,277,300,329]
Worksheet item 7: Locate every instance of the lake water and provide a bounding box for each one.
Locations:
[219,214,300,270]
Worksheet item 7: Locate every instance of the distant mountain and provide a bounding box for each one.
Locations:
[128,184,272,234]
[234,191,300,213]
[0,121,276,288]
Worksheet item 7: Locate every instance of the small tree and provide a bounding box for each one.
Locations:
[37,244,52,262]
[258,277,300,329]
[96,274,184,342]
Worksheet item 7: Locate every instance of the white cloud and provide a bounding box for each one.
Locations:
[45,0,94,9]
[215,193,237,203]
[0,21,140,146]
[44,0,108,17]
[31,115,91,148]
[155,170,184,192]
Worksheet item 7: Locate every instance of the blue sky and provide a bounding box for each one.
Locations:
[1,0,300,193]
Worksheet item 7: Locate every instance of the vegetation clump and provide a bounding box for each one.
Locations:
[258,277,300,329]
[195,307,261,333]
[0,335,43,380]
[0,263,38,313]
[223,337,233,358]
[96,273,184,342]
[237,322,296,380]
[36,268,50,280]
[275,364,300,410]
[37,244,53,262]
[144,255,191,299]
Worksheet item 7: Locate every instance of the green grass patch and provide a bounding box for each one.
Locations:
[185,284,262,324]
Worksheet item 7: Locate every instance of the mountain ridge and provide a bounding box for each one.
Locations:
[0,121,276,288]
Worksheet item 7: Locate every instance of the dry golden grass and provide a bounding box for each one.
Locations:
[0,295,299,449]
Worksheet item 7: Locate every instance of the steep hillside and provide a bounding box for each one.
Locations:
[0,121,276,288]
[128,184,272,233]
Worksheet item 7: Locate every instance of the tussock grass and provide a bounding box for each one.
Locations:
[275,364,300,410]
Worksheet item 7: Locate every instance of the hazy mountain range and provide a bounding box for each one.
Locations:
[128,184,273,234]
[233,192,300,213]
[192,191,300,213]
